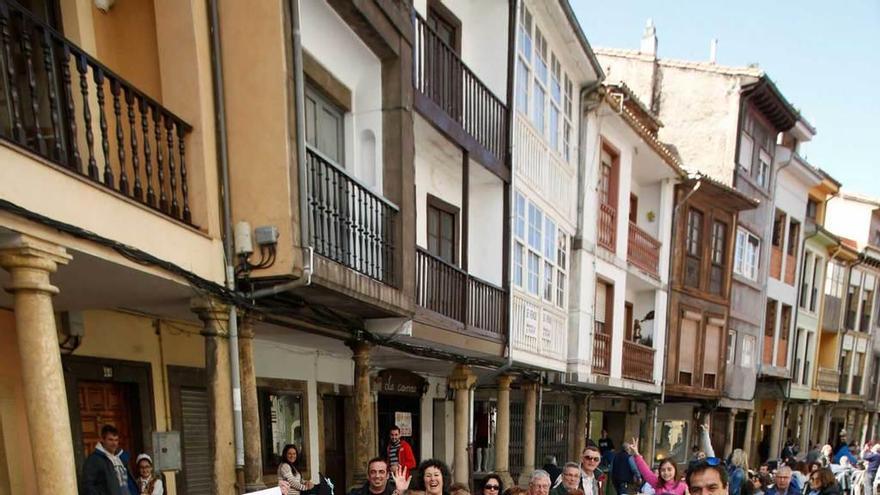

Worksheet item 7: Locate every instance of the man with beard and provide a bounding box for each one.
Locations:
[386,426,417,473]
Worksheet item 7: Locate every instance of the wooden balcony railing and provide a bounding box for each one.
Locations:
[416,248,506,337]
[763,334,774,366]
[305,146,397,285]
[622,340,655,383]
[627,222,661,276]
[0,1,194,224]
[592,325,611,375]
[816,367,840,392]
[413,12,507,163]
[598,203,616,251]
[770,247,783,279]
[784,254,796,285]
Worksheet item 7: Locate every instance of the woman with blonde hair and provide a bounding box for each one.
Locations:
[728,449,748,495]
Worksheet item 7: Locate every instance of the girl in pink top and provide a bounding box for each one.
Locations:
[627,437,688,495]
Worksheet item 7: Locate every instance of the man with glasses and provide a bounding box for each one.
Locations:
[577,446,603,495]
[529,470,552,495]
[765,466,799,495]
[552,462,582,495]
[685,458,729,495]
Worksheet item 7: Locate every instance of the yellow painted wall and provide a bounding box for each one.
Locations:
[90,0,163,101]
[0,310,38,495]
[0,308,204,495]
[818,332,839,369]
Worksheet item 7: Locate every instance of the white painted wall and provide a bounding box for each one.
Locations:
[415,115,464,251]
[413,0,509,101]
[302,0,383,191]
[468,166,504,285]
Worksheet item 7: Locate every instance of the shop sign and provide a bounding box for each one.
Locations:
[377,368,426,396]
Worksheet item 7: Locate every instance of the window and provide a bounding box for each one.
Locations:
[685,208,703,288]
[513,190,568,307]
[846,270,863,331]
[599,149,615,206]
[772,212,785,248]
[802,332,813,386]
[426,195,458,264]
[756,150,771,187]
[806,199,819,223]
[549,55,561,152]
[531,28,547,132]
[738,133,754,173]
[741,335,755,368]
[727,331,736,365]
[563,76,574,162]
[678,314,699,385]
[259,389,305,472]
[305,86,344,164]
[860,275,875,332]
[787,219,800,257]
[734,228,761,281]
[515,7,532,114]
[704,320,723,389]
[809,255,821,312]
[778,305,792,367]
[709,221,728,295]
[800,252,813,309]
[426,0,461,52]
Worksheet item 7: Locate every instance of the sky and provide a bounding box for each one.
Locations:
[573,0,880,198]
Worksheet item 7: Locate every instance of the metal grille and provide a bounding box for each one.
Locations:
[510,402,524,479]
[537,403,570,466]
[180,387,212,494]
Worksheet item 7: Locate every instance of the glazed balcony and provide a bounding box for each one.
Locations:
[0,1,194,225]
[415,248,506,339]
[816,367,840,392]
[627,222,661,277]
[413,12,508,174]
[305,146,397,285]
[622,340,655,383]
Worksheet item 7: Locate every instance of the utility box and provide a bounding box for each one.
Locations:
[152,431,181,472]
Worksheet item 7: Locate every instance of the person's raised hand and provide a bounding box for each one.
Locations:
[629,437,640,456]
[392,464,412,493]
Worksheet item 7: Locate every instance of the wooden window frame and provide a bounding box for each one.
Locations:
[305,84,346,166]
[427,0,462,53]
[426,194,460,265]
[256,377,313,478]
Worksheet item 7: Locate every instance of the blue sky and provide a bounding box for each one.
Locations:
[573,0,880,198]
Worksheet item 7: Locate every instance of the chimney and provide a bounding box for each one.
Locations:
[640,18,657,57]
[709,38,718,64]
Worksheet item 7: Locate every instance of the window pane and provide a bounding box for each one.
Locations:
[557,272,566,308]
[514,242,524,287]
[528,203,542,251]
[544,218,557,263]
[557,234,567,270]
[738,133,754,172]
[264,392,304,469]
[549,105,559,150]
[515,192,526,238]
[528,252,540,295]
[544,261,553,301]
[532,85,545,133]
[516,59,529,114]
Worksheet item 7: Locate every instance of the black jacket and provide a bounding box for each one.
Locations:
[348,481,397,495]
[79,450,127,495]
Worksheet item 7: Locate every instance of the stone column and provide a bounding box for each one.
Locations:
[0,235,76,495]
[743,409,756,461]
[724,409,738,458]
[575,396,588,462]
[349,341,373,484]
[769,401,784,460]
[495,375,514,489]
[238,317,265,492]
[449,365,477,484]
[192,297,236,495]
[519,381,539,486]
[644,402,656,462]
[819,407,831,446]
[800,406,812,454]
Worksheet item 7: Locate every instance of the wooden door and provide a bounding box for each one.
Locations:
[323,396,347,493]
[77,381,135,458]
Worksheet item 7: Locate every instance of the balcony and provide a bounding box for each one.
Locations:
[0,2,193,225]
[413,12,507,172]
[627,222,661,277]
[598,203,616,251]
[305,146,398,285]
[622,340,655,382]
[817,367,840,392]
[592,323,611,375]
[770,247,783,279]
[415,248,506,338]
[784,254,796,285]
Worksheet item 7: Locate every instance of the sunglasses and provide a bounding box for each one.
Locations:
[583,455,601,462]
[485,486,501,491]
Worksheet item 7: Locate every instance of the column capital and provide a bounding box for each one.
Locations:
[497,374,514,391]
[520,380,540,392]
[238,314,256,340]
[0,234,71,294]
[348,340,372,364]
[448,364,476,391]
[190,296,230,337]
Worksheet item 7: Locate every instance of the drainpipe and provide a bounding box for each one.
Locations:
[291,0,310,250]
[207,0,245,473]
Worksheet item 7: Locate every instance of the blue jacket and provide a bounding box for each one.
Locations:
[833,445,858,465]
[766,484,802,495]
[728,466,745,495]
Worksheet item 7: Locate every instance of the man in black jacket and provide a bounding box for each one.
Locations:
[348,457,397,495]
[79,425,133,495]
